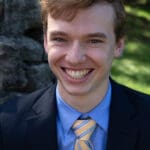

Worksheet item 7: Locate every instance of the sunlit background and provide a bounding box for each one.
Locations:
[112,3,150,94]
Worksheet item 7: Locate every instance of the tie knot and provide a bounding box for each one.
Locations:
[72,119,96,141]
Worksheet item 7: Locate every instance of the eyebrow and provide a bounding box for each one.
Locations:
[86,33,107,39]
[49,31,107,39]
[49,31,68,37]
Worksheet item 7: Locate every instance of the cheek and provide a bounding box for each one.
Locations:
[47,48,64,67]
[87,49,110,63]
[88,49,114,70]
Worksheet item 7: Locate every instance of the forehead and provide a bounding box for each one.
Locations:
[47,3,115,36]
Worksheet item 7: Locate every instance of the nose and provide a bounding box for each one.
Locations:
[65,41,86,65]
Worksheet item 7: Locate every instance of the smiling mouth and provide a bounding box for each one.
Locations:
[62,68,93,80]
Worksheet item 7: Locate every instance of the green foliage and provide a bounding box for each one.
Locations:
[111,5,150,94]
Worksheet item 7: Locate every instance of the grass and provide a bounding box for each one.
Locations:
[111,5,150,94]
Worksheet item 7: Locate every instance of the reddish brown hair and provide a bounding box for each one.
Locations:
[40,0,126,41]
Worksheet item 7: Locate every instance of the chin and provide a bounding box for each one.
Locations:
[64,86,91,96]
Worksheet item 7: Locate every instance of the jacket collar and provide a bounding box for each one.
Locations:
[25,84,58,150]
[25,80,139,150]
[106,80,138,150]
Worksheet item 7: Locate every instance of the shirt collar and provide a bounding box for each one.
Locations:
[56,82,111,133]
[56,88,80,133]
[86,83,111,132]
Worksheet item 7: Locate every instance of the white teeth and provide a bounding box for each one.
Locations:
[65,69,90,79]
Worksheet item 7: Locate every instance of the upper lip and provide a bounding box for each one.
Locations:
[61,66,93,71]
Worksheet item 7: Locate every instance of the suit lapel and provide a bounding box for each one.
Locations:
[25,84,58,150]
[106,80,138,150]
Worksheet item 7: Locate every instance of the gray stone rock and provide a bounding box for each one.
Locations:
[26,64,55,91]
[0,0,4,24]
[16,36,44,62]
[0,36,44,62]
[1,0,41,35]
[0,0,53,101]
[0,38,28,91]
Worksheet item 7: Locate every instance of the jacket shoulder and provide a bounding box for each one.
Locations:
[112,79,150,111]
[0,83,56,113]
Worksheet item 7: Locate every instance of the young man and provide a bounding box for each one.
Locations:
[0,0,150,150]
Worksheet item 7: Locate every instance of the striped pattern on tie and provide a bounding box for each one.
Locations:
[72,119,96,150]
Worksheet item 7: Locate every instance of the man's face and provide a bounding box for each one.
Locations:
[44,3,124,100]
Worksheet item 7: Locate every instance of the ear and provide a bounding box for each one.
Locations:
[44,34,48,54]
[114,37,125,58]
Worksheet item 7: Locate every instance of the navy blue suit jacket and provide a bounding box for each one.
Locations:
[0,80,150,150]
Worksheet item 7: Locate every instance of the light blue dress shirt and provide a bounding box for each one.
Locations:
[56,83,112,150]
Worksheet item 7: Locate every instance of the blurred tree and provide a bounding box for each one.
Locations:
[125,0,150,5]
[146,1,150,6]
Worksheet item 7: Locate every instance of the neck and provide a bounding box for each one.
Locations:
[58,80,109,113]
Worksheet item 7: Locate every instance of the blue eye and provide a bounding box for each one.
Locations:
[89,39,103,43]
[52,37,66,42]
[85,38,104,48]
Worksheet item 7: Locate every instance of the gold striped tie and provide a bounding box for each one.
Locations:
[72,119,96,150]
